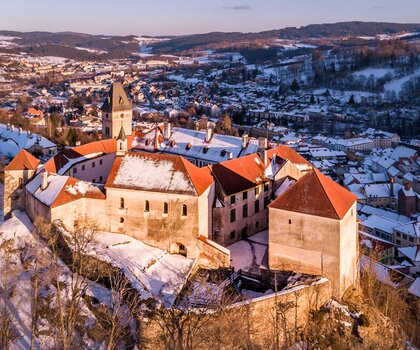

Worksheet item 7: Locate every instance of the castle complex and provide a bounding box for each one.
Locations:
[4,83,359,298]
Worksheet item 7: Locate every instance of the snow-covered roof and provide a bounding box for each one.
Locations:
[394,222,420,238]
[106,152,213,196]
[360,214,400,234]
[132,126,260,164]
[0,123,56,157]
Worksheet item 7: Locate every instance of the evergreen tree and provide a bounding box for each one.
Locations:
[290,79,300,92]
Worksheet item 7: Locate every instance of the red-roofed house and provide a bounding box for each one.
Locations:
[268,169,358,298]
[103,151,215,258]
[4,149,40,218]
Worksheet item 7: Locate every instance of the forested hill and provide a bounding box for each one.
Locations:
[150,22,420,53]
[1,21,419,58]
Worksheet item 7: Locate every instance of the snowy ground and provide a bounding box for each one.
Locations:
[0,211,109,349]
[353,68,394,79]
[228,230,268,275]
[384,69,420,94]
[89,231,195,306]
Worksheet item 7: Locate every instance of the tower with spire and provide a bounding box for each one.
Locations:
[116,125,127,156]
[101,82,133,140]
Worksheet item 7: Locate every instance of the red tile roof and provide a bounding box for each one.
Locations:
[269,168,357,220]
[51,177,105,208]
[106,152,213,196]
[44,136,134,174]
[266,145,312,167]
[5,149,40,171]
[211,154,267,195]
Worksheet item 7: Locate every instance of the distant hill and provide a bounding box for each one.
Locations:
[0,21,419,58]
[150,22,420,53]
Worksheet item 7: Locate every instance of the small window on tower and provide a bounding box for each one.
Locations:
[120,198,125,209]
[182,204,187,217]
[144,200,150,212]
[289,219,292,224]
[163,202,168,214]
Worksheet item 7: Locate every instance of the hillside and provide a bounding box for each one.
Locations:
[1,21,420,58]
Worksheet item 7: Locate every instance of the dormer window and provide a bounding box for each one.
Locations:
[220,149,227,157]
[203,146,209,154]
[186,143,192,151]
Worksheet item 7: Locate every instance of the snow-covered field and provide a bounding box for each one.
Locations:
[353,68,394,79]
[384,70,420,94]
[75,47,107,54]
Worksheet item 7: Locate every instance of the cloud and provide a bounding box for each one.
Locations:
[222,5,250,10]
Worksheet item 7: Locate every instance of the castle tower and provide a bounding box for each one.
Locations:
[3,149,40,219]
[101,82,133,139]
[268,169,358,298]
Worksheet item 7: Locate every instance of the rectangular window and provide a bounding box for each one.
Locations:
[243,204,248,218]
[254,200,259,213]
[396,232,401,237]
[163,202,168,214]
[264,183,269,192]
[92,161,95,168]
[100,159,103,165]
[230,231,235,239]
[73,166,77,174]
[99,176,103,182]
[256,221,259,229]
[403,234,407,240]
[230,209,236,223]
[409,237,414,242]
[230,195,236,204]
[82,165,85,171]
[396,239,401,245]
[243,191,248,200]
[264,197,270,208]
[255,186,260,196]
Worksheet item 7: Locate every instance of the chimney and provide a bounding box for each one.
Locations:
[11,125,14,131]
[75,141,81,146]
[194,121,200,131]
[262,149,268,166]
[163,122,171,140]
[242,133,249,148]
[18,127,22,134]
[205,127,213,142]
[6,123,10,130]
[227,151,233,160]
[41,172,48,190]
[390,176,394,197]
[258,137,268,151]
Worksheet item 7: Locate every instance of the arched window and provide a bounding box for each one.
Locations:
[120,217,124,223]
[163,202,168,214]
[144,200,149,212]
[120,198,124,209]
[182,204,187,217]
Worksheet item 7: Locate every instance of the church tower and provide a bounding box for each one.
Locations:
[101,82,133,139]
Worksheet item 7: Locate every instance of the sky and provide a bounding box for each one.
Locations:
[1,0,419,36]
